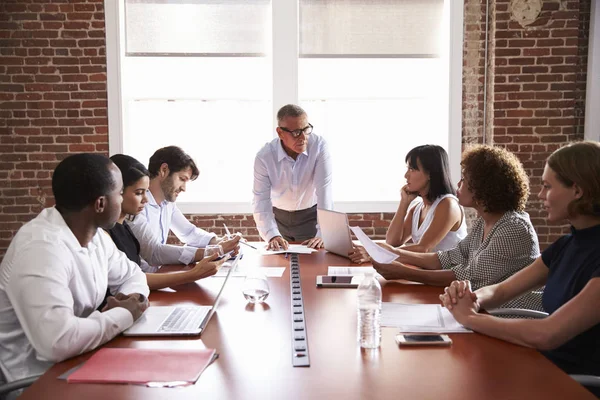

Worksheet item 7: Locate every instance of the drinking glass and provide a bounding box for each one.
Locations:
[242,267,270,304]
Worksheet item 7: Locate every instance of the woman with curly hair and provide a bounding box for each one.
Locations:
[372,145,543,310]
[440,141,600,397]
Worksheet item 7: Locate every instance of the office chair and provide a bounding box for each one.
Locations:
[0,360,42,400]
[0,375,42,399]
[488,308,600,391]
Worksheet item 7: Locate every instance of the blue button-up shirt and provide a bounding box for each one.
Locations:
[129,190,216,268]
[252,133,333,241]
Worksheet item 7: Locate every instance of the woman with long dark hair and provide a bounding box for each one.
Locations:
[107,154,225,290]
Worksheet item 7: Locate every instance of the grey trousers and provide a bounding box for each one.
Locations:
[272,205,318,242]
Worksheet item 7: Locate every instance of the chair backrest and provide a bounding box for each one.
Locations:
[0,375,41,398]
[488,308,600,394]
[487,308,549,319]
[0,359,41,400]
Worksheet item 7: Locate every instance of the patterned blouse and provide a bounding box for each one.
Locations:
[437,211,544,311]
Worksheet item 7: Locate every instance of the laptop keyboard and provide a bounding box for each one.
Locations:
[158,307,207,332]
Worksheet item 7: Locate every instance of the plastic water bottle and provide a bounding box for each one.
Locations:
[357,271,382,348]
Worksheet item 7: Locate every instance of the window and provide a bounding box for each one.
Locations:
[106,0,463,213]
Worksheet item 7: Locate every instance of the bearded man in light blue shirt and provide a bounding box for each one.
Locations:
[253,104,333,250]
[129,146,240,270]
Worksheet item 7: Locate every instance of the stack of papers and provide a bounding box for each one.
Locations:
[349,226,399,264]
[214,267,286,278]
[328,266,376,276]
[258,244,317,255]
[380,303,472,333]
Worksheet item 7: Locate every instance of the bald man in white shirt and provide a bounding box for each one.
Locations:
[0,154,149,390]
[253,104,333,250]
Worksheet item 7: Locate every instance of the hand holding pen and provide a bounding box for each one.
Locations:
[223,223,257,250]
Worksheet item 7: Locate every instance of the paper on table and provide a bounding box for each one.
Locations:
[349,226,399,264]
[258,244,316,255]
[328,266,376,276]
[380,303,472,333]
[214,267,285,278]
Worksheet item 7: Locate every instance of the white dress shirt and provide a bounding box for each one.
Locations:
[0,207,149,384]
[128,190,216,268]
[252,134,333,242]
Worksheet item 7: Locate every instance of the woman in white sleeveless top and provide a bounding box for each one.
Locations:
[350,145,466,263]
[387,145,466,252]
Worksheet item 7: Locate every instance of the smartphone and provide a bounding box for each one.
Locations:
[316,275,361,288]
[395,334,452,346]
[214,251,234,261]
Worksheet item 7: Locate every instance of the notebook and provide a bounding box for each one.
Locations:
[122,255,238,336]
[317,209,354,258]
[67,347,217,385]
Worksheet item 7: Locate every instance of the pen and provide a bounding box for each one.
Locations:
[222,223,232,237]
[223,223,258,250]
[240,241,258,250]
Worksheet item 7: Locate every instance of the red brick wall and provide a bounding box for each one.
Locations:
[0,0,592,257]
[0,0,107,253]
[490,0,589,246]
[460,0,590,248]
[166,213,396,245]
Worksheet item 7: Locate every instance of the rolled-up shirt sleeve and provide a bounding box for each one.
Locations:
[129,212,197,266]
[170,207,216,250]
[437,233,471,271]
[252,154,281,242]
[6,242,134,364]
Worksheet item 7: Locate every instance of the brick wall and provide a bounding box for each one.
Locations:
[489,0,589,246]
[167,213,397,245]
[0,0,592,258]
[0,0,107,254]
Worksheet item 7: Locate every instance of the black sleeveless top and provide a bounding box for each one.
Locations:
[98,221,142,311]
[107,221,141,265]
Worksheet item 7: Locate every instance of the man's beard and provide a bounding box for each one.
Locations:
[161,179,177,202]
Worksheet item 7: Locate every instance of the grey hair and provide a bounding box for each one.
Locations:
[276,104,306,124]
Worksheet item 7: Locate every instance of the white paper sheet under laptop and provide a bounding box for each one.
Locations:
[380,303,472,333]
[123,255,239,337]
[317,209,354,258]
[349,226,399,264]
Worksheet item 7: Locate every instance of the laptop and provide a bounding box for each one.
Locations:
[123,255,239,336]
[317,209,354,258]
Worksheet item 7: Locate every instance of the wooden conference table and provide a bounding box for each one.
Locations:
[21,248,594,400]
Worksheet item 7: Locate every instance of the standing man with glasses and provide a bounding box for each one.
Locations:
[253,104,333,250]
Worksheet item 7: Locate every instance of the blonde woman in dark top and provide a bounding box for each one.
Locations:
[108,154,226,290]
[440,141,600,397]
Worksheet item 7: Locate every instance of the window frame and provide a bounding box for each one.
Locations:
[585,0,599,142]
[105,0,465,214]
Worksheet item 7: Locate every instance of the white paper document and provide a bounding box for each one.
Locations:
[349,226,399,264]
[214,267,286,278]
[258,244,317,255]
[328,266,376,276]
[380,303,472,333]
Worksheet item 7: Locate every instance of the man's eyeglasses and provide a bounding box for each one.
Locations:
[279,123,313,138]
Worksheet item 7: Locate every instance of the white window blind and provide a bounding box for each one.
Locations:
[299,0,444,57]
[125,0,270,55]
[107,0,460,213]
